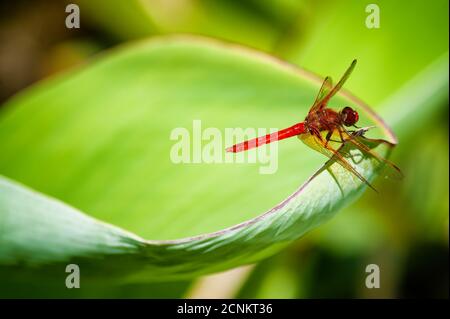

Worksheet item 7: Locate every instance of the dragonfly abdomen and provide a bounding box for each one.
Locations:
[226,122,305,153]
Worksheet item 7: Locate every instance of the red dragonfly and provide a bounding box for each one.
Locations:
[226,60,402,190]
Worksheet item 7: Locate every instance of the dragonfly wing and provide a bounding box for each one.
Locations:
[320,59,357,106]
[309,76,333,113]
[342,132,403,180]
[299,131,376,191]
[311,76,333,108]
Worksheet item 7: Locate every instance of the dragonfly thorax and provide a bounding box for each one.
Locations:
[305,108,342,132]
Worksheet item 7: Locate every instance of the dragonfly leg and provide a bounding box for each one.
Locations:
[310,127,323,142]
[325,127,350,145]
[324,130,333,147]
[337,128,347,143]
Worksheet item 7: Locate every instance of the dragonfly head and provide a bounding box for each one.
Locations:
[340,106,359,127]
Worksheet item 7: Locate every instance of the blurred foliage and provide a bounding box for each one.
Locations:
[282,0,449,106]
[73,0,448,105]
[0,0,448,298]
[75,0,283,50]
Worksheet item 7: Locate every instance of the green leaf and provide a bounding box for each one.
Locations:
[0,36,395,284]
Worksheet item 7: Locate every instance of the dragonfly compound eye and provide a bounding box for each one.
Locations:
[341,106,359,126]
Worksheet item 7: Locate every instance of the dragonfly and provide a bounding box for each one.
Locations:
[226,60,402,191]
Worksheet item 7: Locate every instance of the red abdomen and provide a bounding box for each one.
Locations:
[226,122,305,153]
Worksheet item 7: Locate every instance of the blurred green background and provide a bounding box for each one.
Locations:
[0,0,448,298]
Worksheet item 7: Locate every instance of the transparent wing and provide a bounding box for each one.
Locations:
[342,132,403,180]
[319,59,357,106]
[299,131,376,191]
[310,76,333,113]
